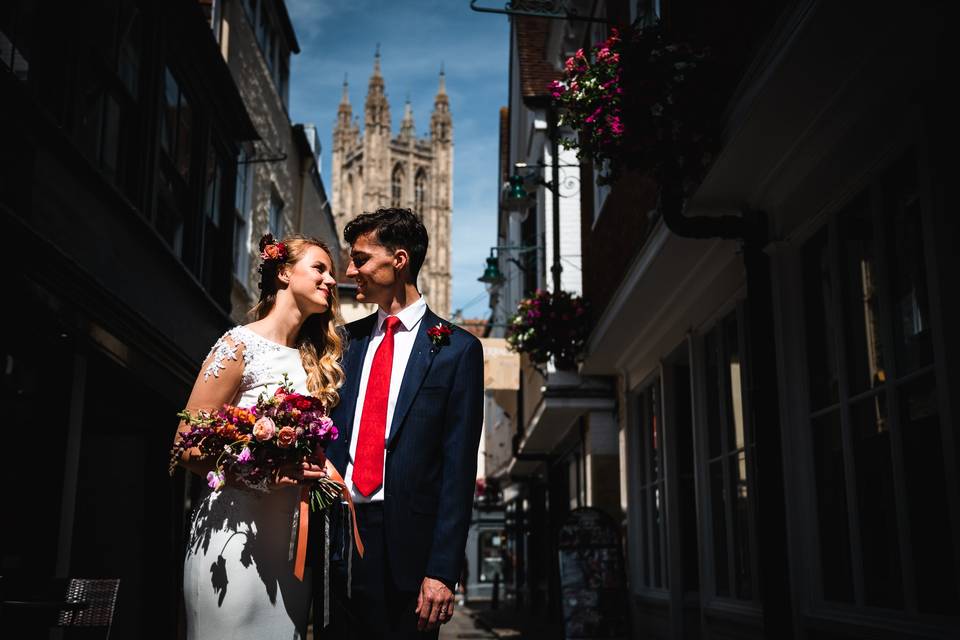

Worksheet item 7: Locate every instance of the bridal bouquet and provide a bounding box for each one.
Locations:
[171,376,364,586]
[168,375,343,511]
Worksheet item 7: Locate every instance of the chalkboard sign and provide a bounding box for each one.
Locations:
[557,507,630,639]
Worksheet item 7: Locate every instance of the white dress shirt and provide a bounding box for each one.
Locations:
[345,296,428,502]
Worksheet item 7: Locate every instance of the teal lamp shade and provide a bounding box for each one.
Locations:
[478,256,504,285]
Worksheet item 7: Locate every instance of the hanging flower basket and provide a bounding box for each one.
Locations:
[550,22,715,190]
[506,289,589,370]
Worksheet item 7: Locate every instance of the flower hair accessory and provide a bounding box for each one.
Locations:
[257,234,287,288]
[259,233,287,263]
[427,322,453,352]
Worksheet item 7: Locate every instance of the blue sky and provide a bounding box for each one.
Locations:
[286,0,509,318]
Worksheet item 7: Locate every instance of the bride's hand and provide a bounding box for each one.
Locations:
[273,460,328,487]
[300,459,328,483]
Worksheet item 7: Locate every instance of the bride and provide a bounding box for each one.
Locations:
[173,234,343,639]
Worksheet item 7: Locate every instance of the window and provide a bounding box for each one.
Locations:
[200,146,226,290]
[203,145,223,228]
[233,147,254,282]
[161,66,192,181]
[592,159,612,223]
[269,188,284,239]
[702,311,756,601]
[478,530,507,583]
[345,173,355,220]
[155,177,184,257]
[0,2,32,81]
[278,57,289,108]
[565,445,586,510]
[637,378,668,589]
[391,164,404,207]
[665,350,700,595]
[801,149,956,614]
[256,0,269,51]
[415,169,427,215]
[245,0,288,106]
[630,0,661,25]
[69,2,141,191]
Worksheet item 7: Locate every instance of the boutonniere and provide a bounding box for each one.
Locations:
[427,322,453,352]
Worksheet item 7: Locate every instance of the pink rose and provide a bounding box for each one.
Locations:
[277,426,297,448]
[253,417,276,442]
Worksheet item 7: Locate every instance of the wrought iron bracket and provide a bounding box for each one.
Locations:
[469,0,614,23]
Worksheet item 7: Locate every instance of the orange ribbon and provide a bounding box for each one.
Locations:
[293,459,365,582]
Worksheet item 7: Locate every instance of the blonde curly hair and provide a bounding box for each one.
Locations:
[251,235,344,408]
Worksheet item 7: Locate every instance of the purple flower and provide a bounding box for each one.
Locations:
[207,470,225,491]
[236,447,252,464]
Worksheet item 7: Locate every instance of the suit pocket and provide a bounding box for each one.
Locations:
[410,492,440,515]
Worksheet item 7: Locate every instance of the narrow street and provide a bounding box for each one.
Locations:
[439,605,500,640]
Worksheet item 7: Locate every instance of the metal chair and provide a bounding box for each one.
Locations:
[1,576,120,639]
[57,578,121,637]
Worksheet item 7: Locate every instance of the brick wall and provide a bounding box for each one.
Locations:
[580,166,659,329]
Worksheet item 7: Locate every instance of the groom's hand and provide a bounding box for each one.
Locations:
[416,577,455,630]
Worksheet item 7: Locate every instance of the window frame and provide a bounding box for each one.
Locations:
[794,146,960,621]
[415,168,428,216]
[634,373,669,592]
[692,306,761,606]
[243,0,290,109]
[233,145,254,286]
[391,163,405,208]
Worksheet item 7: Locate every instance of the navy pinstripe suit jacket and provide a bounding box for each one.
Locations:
[326,307,484,591]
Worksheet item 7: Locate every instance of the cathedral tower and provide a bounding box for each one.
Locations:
[331,53,453,318]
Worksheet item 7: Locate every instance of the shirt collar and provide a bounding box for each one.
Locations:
[376,296,427,333]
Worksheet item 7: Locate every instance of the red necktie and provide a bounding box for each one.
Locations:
[353,316,402,497]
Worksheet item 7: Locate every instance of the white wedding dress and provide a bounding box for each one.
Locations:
[183,326,312,640]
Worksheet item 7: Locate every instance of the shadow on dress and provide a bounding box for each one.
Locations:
[185,486,311,632]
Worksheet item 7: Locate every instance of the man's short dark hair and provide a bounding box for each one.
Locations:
[344,208,429,281]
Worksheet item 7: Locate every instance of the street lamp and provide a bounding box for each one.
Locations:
[477,245,539,290]
[502,173,535,214]
[478,255,505,288]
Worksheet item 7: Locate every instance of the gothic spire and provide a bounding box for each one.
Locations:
[334,73,352,146]
[400,97,415,140]
[365,45,390,130]
[431,66,451,143]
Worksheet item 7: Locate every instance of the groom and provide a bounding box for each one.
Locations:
[317,207,483,638]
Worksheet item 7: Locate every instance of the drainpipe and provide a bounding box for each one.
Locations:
[547,108,563,293]
[659,172,792,636]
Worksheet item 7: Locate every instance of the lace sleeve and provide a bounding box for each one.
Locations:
[174,331,247,471]
[204,331,242,381]
[184,330,247,413]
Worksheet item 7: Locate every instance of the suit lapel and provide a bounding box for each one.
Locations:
[336,313,377,449]
[386,309,439,450]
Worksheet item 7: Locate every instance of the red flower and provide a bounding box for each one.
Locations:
[427,325,452,339]
[427,323,453,350]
